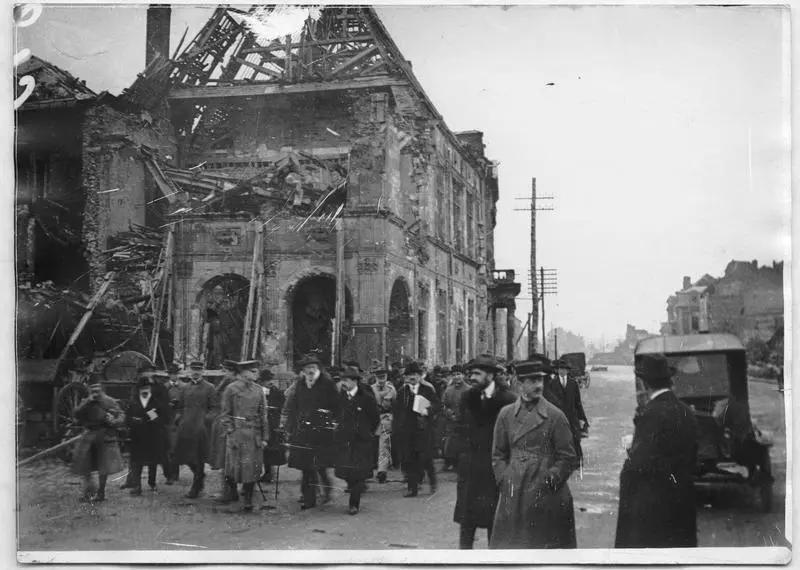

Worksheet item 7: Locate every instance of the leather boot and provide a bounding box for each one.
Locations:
[214,477,239,503]
[242,482,255,512]
[185,471,204,499]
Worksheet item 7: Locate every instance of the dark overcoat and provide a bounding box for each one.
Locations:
[71,394,125,476]
[490,397,578,549]
[615,390,698,548]
[174,379,219,466]
[544,375,588,456]
[126,393,170,465]
[334,386,380,481]
[454,384,517,528]
[284,373,341,470]
[442,381,470,460]
[392,383,441,463]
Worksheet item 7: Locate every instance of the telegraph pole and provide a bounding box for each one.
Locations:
[514,178,553,357]
[536,267,558,357]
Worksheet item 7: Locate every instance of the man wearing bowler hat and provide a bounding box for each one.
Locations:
[392,361,440,497]
[490,359,578,549]
[218,360,269,512]
[545,358,589,464]
[453,355,517,549]
[615,353,698,548]
[282,354,341,509]
[174,360,219,499]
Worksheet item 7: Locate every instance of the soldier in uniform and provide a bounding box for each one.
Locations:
[72,380,125,502]
[174,360,219,499]
[126,375,170,495]
[209,360,239,501]
[218,360,269,512]
[371,368,396,483]
[282,354,341,509]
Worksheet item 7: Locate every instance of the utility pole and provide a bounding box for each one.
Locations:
[536,267,558,357]
[514,178,553,357]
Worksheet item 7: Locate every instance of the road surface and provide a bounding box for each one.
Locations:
[17,366,788,551]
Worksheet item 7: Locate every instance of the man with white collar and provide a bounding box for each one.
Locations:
[615,353,698,548]
[545,358,589,464]
[126,375,170,495]
[392,361,440,497]
[453,355,517,548]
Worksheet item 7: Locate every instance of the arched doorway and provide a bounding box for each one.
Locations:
[387,278,412,364]
[197,273,250,368]
[289,274,352,367]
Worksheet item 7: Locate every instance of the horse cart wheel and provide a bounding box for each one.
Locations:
[54,382,89,462]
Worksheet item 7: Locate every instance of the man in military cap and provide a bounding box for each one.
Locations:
[282,354,341,509]
[393,361,440,497]
[72,380,125,502]
[454,354,517,548]
[175,360,219,499]
[218,360,269,512]
[259,368,286,483]
[126,375,170,495]
[209,359,239,501]
[615,354,698,548]
[490,359,578,549]
[371,368,396,483]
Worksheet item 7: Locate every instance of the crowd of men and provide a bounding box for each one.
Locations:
[69,351,698,549]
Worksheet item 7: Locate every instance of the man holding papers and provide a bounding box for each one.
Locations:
[392,361,441,497]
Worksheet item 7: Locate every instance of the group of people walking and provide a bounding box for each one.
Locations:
[70,349,699,548]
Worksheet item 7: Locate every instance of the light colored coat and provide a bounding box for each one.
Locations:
[219,379,268,483]
[490,397,578,549]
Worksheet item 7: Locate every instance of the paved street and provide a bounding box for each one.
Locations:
[18,366,787,551]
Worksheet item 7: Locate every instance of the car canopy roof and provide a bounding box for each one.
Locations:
[635,333,745,355]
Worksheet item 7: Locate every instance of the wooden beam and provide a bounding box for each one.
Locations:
[329,45,379,77]
[240,35,374,53]
[234,56,283,79]
[169,76,406,100]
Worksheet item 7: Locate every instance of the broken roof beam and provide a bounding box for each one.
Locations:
[168,76,405,101]
[328,45,379,78]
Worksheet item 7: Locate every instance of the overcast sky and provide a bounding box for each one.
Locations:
[16,4,790,346]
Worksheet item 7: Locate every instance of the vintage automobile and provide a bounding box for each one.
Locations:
[561,352,590,388]
[633,333,774,512]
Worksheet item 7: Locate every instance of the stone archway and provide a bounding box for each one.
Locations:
[387,278,412,364]
[287,273,352,367]
[196,273,249,368]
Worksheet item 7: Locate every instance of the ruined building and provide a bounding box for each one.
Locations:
[16,6,521,372]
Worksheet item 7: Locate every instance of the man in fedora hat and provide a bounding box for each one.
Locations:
[490,359,578,549]
[71,380,125,503]
[126,375,170,495]
[545,358,589,464]
[453,355,517,549]
[615,353,698,548]
[174,360,219,499]
[283,354,341,509]
[392,361,440,497]
[218,360,269,512]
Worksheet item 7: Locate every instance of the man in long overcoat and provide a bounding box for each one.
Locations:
[218,360,269,511]
[72,380,125,502]
[544,358,589,463]
[126,375,170,495]
[442,366,470,471]
[615,353,698,548]
[334,368,380,514]
[371,369,396,483]
[393,361,441,497]
[454,355,517,549]
[209,360,238,501]
[162,364,184,483]
[174,361,219,498]
[282,354,341,509]
[490,360,578,549]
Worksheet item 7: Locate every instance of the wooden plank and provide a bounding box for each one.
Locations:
[329,45,378,77]
[240,223,263,360]
[250,266,265,359]
[169,76,406,100]
[149,231,174,361]
[233,56,282,79]
[240,35,373,53]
